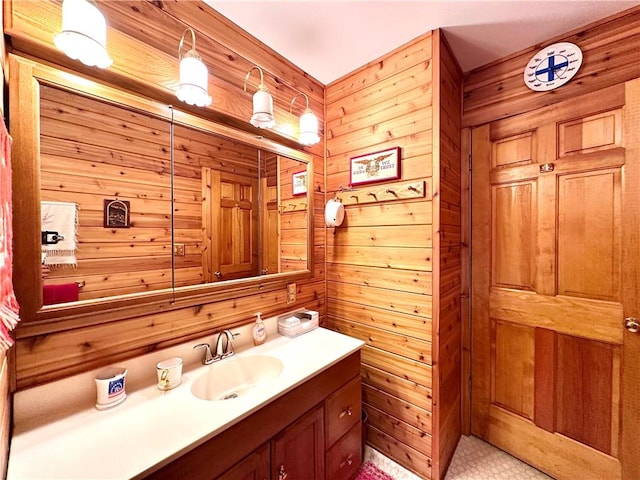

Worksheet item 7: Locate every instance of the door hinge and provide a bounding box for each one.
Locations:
[468,154,472,172]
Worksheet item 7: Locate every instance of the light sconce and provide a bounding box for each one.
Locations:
[244,66,276,129]
[54,0,113,68]
[176,28,212,107]
[290,92,320,146]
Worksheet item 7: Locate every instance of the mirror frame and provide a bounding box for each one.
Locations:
[10,54,314,338]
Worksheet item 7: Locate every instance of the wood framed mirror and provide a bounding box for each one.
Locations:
[10,54,314,338]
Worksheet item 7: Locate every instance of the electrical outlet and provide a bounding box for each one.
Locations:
[287,283,297,304]
[174,243,185,256]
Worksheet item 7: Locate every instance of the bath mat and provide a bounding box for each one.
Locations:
[355,461,395,480]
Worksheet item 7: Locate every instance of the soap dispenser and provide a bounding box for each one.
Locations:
[252,312,266,346]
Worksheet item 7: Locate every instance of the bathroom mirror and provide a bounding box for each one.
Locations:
[10,55,313,330]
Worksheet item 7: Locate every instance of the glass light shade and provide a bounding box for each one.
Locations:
[176,51,212,107]
[298,108,320,146]
[53,0,112,68]
[251,85,276,128]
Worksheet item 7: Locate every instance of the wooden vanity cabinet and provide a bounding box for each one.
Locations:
[144,351,361,480]
[272,405,325,480]
[217,444,270,480]
[325,376,362,480]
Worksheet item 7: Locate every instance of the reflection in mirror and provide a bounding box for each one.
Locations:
[40,84,173,303]
[39,83,309,305]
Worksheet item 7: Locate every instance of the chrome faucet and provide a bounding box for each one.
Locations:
[215,330,240,358]
[193,330,240,365]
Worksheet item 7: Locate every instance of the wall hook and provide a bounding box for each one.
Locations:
[386,188,397,195]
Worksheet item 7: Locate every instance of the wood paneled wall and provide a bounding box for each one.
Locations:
[326,30,463,479]
[463,6,640,127]
[7,1,326,389]
[432,32,463,479]
[4,0,324,156]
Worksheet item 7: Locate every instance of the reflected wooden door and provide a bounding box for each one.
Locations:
[202,168,258,282]
[471,79,640,480]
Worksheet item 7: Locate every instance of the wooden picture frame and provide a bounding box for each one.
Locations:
[292,170,308,196]
[349,147,400,186]
[104,199,131,228]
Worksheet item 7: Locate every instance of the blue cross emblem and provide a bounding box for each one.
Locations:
[535,55,569,82]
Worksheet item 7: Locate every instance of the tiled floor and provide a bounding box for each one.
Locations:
[366,435,554,480]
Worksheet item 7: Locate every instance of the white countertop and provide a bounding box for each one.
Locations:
[7,327,364,479]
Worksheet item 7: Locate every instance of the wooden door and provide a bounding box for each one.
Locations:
[272,405,325,480]
[471,79,640,480]
[202,169,258,282]
[260,178,280,275]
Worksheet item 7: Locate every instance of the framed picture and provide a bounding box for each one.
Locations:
[292,170,308,196]
[350,147,400,186]
[104,199,131,228]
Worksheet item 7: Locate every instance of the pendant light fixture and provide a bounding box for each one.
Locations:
[176,28,212,107]
[54,0,113,68]
[243,66,276,129]
[290,92,320,146]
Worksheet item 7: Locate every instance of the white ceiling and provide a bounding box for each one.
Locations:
[205,0,640,85]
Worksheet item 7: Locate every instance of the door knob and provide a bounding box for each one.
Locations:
[214,271,222,279]
[625,317,639,333]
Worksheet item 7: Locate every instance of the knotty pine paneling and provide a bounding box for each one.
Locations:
[433,31,464,479]
[5,1,325,154]
[327,29,462,479]
[463,6,640,127]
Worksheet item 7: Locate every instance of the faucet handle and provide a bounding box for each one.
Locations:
[193,343,215,365]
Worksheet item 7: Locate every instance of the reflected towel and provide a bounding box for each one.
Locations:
[41,201,78,267]
[43,283,79,305]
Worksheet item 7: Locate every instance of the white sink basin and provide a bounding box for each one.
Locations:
[191,355,283,401]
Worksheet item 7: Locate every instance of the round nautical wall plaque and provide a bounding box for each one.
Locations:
[524,42,583,92]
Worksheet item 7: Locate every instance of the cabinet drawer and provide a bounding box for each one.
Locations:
[326,423,362,480]
[325,376,361,447]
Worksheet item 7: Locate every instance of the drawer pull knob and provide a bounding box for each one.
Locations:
[278,465,288,480]
[339,407,352,419]
[340,454,354,469]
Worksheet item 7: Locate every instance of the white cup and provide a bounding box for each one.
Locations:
[157,357,183,391]
[95,367,127,410]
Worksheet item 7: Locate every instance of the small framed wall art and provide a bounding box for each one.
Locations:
[103,199,130,228]
[292,170,307,196]
[350,147,400,186]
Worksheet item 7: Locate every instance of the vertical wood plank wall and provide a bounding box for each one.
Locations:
[7,1,327,389]
[326,30,463,479]
[432,32,464,479]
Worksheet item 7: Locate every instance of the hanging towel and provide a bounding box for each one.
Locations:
[41,201,78,267]
[0,116,19,351]
[43,283,80,305]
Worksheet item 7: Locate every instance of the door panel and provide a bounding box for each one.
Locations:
[557,170,621,300]
[491,182,536,289]
[471,80,640,480]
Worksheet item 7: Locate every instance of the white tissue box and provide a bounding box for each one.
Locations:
[278,310,319,338]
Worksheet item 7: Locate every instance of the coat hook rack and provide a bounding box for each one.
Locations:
[335,180,428,207]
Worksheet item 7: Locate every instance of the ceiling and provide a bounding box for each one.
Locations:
[205,1,640,85]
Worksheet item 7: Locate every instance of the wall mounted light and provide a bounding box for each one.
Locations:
[54,0,113,68]
[244,66,275,129]
[290,92,320,146]
[176,28,212,107]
